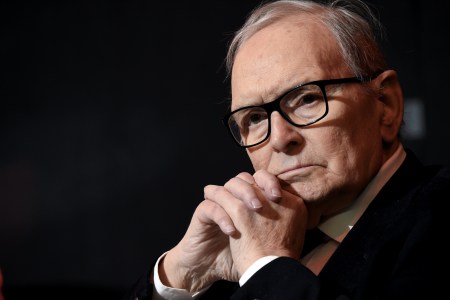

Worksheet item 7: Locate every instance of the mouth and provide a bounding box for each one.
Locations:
[276,164,317,182]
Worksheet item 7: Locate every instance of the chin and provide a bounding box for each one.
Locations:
[285,180,328,203]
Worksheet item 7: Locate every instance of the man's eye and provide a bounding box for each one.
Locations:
[286,91,323,107]
[247,111,266,126]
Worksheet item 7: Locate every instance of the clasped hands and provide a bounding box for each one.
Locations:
[159,170,308,292]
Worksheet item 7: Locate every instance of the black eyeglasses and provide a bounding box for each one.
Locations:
[222,76,374,148]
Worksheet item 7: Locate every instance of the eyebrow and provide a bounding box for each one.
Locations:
[232,78,308,110]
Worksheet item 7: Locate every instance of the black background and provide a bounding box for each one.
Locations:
[1,0,449,299]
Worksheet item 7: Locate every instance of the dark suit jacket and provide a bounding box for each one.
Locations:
[124,150,448,299]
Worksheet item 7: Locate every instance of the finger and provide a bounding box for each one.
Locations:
[235,172,265,208]
[197,199,236,235]
[235,172,256,185]
[205,182,260,212]
[253,170,282,202]
[223,177,263,209]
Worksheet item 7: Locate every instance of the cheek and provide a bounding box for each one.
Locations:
[325,100,382,161]
[321,131,354,171]
[313,125,365,180]
[321,125,382,188]
[247,147,270,171]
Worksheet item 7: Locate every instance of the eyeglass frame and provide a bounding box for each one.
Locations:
[222,75,377,148]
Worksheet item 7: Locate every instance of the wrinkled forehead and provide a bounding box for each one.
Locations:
[230,16,348,109]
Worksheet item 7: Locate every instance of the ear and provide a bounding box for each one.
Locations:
[372,70,404,144]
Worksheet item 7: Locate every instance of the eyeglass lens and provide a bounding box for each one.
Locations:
[227,83,326,147]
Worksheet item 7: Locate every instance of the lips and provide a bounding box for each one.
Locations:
[276,164,316,181]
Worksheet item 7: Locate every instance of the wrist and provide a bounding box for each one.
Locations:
[159,249,212,293]
[158,250,184,289]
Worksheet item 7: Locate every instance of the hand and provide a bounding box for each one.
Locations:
[204,170,308,276]
[160,196,242,292]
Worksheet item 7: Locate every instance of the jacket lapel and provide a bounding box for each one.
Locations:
[317,151,426,295]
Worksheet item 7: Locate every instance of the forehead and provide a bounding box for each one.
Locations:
[231,16,348,109]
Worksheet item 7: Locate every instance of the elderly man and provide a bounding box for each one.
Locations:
[125,0,447,299]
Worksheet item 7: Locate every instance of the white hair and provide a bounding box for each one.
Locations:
[226,0,387,79]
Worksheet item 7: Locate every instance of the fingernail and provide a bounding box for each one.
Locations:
[271,188,281,198]
[251,199,262,209]
[224,224,235,234]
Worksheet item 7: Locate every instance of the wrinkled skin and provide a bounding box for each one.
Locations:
[160,14,403,292]
[161,170,307,291]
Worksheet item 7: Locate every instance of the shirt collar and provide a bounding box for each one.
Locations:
[318,144,406,243]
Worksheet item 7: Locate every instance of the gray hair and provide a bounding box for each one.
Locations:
[226,0,388,79]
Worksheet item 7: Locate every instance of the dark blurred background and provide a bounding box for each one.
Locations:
[1,0,449,299]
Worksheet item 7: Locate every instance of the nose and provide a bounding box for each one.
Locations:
[269,111,303,151]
